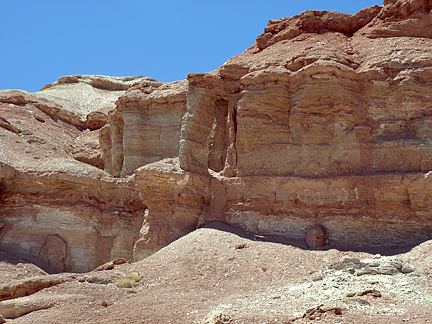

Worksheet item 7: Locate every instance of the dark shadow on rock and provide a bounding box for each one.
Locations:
[201,221,426,257]
[0,250,54,274]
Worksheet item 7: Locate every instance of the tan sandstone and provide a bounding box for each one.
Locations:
[1,0,432,273]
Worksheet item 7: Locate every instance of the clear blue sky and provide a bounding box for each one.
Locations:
[1,1,381,92]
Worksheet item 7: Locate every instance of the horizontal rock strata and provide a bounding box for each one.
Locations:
[1,0,432,272]
[101,80,188,176]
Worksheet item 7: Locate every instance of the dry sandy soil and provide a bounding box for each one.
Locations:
[0,222,431,324]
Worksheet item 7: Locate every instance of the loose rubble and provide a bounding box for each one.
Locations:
[212,256,432,320]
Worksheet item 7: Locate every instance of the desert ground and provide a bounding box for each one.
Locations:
[1,222,431,324]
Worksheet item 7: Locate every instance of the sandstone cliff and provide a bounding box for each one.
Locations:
[1,0,432,272]
[0,79,149,272]
[100,79,188,177]
[178,0,432,247]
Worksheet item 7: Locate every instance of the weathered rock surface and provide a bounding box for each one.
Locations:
[185,6,432,179]
[132,157,211,260]
[71,129,104,169]
[0,294,82,319]
[36,75,156,124]
[306,225,326,248]
[101,79,188,176]
[0,274,71,302]
[199,310,231,324]
[1,0,432,273]
[0,88,147,272]
[38,236,67,273]
[214,253,432,320]
[178,0,432,245]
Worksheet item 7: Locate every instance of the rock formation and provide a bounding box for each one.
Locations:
[1,0,432,272]
[0,80,148,272]
[100,79,188,176]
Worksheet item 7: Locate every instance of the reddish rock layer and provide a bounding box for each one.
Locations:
[0,90,145,272]
[1,0,432,272]
[178,0,432,244]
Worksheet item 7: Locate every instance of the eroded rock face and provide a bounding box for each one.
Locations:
[36,75,156,123]
[132,158,211,260]
[178,0,432,244]
[71,129,104,169]
[38,236,67,273]
[182,4,432,178]
[100,80,188,176]
[0,88,147,272]
[1,0,432,272]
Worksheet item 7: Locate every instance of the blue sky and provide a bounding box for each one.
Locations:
[1,1,381,92]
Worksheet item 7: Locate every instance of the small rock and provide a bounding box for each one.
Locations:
[79,274,113,285]
[330,258,364,271]
[86,111,108,130]
[303,304,342,320]
[342,257,361,264]
[234,244,247,250]
[100,300,108,307]
[306,225,326,248]
[358,289,382,298]
[112,258,128,265]
[311,272,324,281]
[93,258,128,272]
[401,265,415,274]
[200,310,231,324]
[323,306,342,315]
